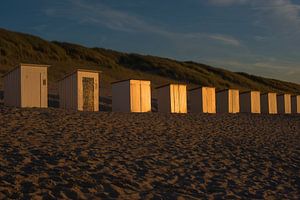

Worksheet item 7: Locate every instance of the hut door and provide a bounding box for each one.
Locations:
[130,82,141,112]
[82,77,94,111]
[140,82,151,112]
[178,85,187,113]
[230,90,239,113]
[171,85,179,113]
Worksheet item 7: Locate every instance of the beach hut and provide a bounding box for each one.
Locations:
[156,84,187,113]
[216,89,240,113]
[59,69,100,111]
[240,91,261,114]
[112,79,151,112]
[3,63,49,108]
[291,95,300,114]
[277,94,291,114]
[189,87,216,113]
[261,93,277,114]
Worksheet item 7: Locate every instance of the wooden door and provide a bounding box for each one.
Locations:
[82,77,94,111]
[130,81,141,112]
[171,85,179,113]
[179,85,187,113]
[140,81,151,112]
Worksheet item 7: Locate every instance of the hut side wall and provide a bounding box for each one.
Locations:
[112,81,130,112]
[157,86,171,113]
[189,89,203,113]
[292,95,300,114]
[277,94,291,114]
[217,91,229,113]
[4,67,21,107]
[77,71,99,111]
[59,72,78,110]
[240,92,251,113]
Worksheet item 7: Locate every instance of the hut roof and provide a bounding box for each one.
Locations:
[3,63,50,77]
[156,83,187,89]
[58,69,102,82]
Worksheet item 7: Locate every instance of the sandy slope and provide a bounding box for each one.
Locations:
[0,107,299,199]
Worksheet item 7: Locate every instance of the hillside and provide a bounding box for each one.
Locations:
[0,28,299,96]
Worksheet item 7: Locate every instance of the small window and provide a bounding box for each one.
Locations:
[43,79,46,85]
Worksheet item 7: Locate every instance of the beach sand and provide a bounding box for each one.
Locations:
[0,106,299,199]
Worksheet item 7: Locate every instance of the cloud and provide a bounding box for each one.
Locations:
[208,34,241,46]
[208,0,300,33]
[204,57,300,83]
[43,0,242,48]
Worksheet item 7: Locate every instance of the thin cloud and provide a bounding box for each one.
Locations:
[208,34,241,46]
[44,0,242,48]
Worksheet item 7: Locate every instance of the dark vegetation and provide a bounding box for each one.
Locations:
[0,28,299,94]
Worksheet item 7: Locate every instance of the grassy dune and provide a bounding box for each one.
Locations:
[0,28,300,95]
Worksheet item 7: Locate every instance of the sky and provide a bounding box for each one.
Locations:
[0,0,300,83]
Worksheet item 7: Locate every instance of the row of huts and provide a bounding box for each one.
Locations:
[3,64,300,114]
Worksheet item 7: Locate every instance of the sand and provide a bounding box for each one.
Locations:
[0,106,299,199]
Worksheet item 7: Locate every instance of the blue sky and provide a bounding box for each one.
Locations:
[1,0,300,83]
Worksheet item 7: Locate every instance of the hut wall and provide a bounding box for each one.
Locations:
[59,72,78,110]
[112,81,131,112]
[292,95,300,114]
[157,86,171,113]
[170,84,187,113]
[4,67,21,107]
[130,80,151,112]
[229,90,240,113]
[21,66,48,108]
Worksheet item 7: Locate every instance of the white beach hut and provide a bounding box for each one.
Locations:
[3,63,49,108]
[261,93,278,114]
[216,89,240,113]
[277,94,292,114]
[59,69,100,111]
[189,87,216,113]
[291,95,300,114]
[240,91,261,114]
[112,79,151,112]
[156,84,187,113]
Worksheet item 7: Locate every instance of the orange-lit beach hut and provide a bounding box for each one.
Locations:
[156,84,187,113]
[240,91,261,114]
[3,63,49,108]
[189,87,216,113]
[112,79,151,112]
[216,89,240,113]
[59,69,100,111]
